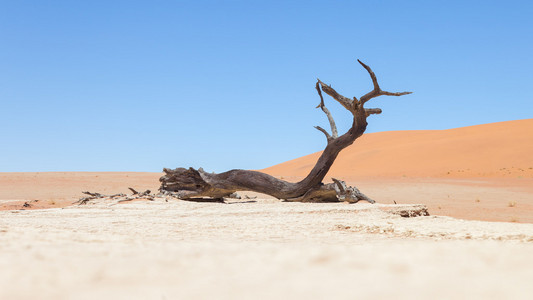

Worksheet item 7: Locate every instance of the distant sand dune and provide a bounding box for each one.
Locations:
[262,119,533,178]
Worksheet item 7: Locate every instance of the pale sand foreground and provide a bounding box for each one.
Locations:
[1,198,533,300]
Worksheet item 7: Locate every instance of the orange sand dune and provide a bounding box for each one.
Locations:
[263,119,533,179]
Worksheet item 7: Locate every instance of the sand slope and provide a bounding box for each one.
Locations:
[262,119,533,178]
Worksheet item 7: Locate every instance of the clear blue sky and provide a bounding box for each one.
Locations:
[1,0,532,172]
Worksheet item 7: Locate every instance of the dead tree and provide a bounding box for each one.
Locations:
[160,60,411,203]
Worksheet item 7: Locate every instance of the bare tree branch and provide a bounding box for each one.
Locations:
[381,91,412,97]
[357,59,412,104]
[365,108,382,116]
[317,79,355,113]
[315,81,338,140]
[357,59,380,91]
[314,125,332,141]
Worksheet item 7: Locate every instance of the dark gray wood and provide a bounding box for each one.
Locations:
[160,60,411,203]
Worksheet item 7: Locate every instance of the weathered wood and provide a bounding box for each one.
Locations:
[75,192,127,205]
[315,81,338,142]
[160,60,411,203]
[332,178,375,203]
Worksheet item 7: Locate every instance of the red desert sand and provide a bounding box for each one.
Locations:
[1,119,532,299]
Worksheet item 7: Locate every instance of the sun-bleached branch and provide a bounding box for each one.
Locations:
[314,81,338,142]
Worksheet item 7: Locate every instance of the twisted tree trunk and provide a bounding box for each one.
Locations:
[160,60,411,203]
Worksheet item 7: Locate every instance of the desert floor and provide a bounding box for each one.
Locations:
[2,172,532,223]
[1,172,533,299]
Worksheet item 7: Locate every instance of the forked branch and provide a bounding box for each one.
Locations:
[357,59,412,104]
[316,79,355,113]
